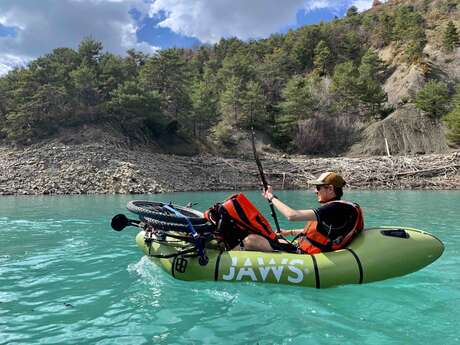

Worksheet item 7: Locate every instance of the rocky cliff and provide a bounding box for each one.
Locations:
[355,2,460,156]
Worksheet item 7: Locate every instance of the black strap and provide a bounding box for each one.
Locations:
[231,198,251,225]
[231,198,275,239]
[311,255,321,289]
[304,236,332,252]
[255,214,274,237]
[269,239,297,253]
[214,250,223,281]
[346,248,364,284]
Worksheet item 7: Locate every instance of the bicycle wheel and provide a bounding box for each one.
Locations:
[127,200,208,225]
[141,216,215,233]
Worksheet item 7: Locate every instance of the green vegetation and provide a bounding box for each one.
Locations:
[0,2,457,154]
[346,6,359,17]
[443,21,459,52]
[313,40,333,76]
[393,5,427,62]
[276,74,318,149]
[415,80,450,118]
[443,86,460,145]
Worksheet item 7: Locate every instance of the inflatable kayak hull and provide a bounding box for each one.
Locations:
[136,227,443,288]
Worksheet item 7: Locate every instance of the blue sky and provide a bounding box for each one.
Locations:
[0,23,17,37]
[0,0,375,75]
[134,9,202,49]
[134,5,350,50]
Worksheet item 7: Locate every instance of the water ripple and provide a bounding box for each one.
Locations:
[1,192,459,345]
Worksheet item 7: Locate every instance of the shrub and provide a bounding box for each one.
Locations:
[415,80,449,118]
[443,21,460,52]
[443,86,460,145]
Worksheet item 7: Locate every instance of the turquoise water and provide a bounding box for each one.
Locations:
[1,191,459,345]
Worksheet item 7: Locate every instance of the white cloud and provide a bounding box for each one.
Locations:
[304,0,339,11]
[0,0,383,76]
[0,0,157,75]
[0,54,29,75]
[304,0,376,13]
[351,0,374,12]
[148,0,306,44]
[147,0,378,44]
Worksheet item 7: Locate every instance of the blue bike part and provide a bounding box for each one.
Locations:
[163,205,208,266]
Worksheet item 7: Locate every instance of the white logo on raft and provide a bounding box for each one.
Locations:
[222,257,306,283]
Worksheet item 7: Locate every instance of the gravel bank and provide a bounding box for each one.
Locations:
[0,143,459,195]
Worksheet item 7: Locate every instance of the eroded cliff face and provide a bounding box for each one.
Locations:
[378,44,427,106]
[384,64,426,106]
[351,36,460,156]
[349,104,449,156]
[424,43,460,83]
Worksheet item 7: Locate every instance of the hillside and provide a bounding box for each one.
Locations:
[0,0,459,159]
[351,0,460,155]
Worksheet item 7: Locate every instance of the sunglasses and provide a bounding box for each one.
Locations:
[315,185,328,191]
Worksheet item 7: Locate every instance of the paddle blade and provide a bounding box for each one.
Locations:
[111,214,130,231]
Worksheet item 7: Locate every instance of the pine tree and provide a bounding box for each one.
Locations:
[358,49,387,117]
[106,81,162,125]
[394,6,426,62]
[339,31,362,62]
[289,26,321,72]
[257,47,297,106]
[241,80,267,129]
[443,21,460,52]
[30,47,80,87]
[415,80,449,118]
[374,13,394,47]
[443,85,460,145]
[190,68,219,137]
[0,78,8,127]
[275,75,317,148]
[4,73,67,142]
[139,49,192,122]
[70,64,100,109]
[331,61,360,113]
[346,6,358,17]
[219,76,244,126]
[78,37,103,66]
[279,75,315,122]
[99,54,132,101]
[218,52,256,88]
[313,40,332,76]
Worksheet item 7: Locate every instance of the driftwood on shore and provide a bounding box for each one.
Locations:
[0,143,459,195]
[232,152,460,190]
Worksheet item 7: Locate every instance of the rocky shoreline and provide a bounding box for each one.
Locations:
[0,143,459,196]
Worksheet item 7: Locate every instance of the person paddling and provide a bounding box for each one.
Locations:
[242,172,364,254]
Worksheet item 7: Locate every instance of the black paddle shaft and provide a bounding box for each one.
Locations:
[250,127,281,233]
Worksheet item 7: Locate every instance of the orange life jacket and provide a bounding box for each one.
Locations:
[222,193,277,240]
[297,200,364,254]
[204,193,277,248]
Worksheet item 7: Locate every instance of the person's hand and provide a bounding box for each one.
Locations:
[279,229,292,237]
[262,185,274,200]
